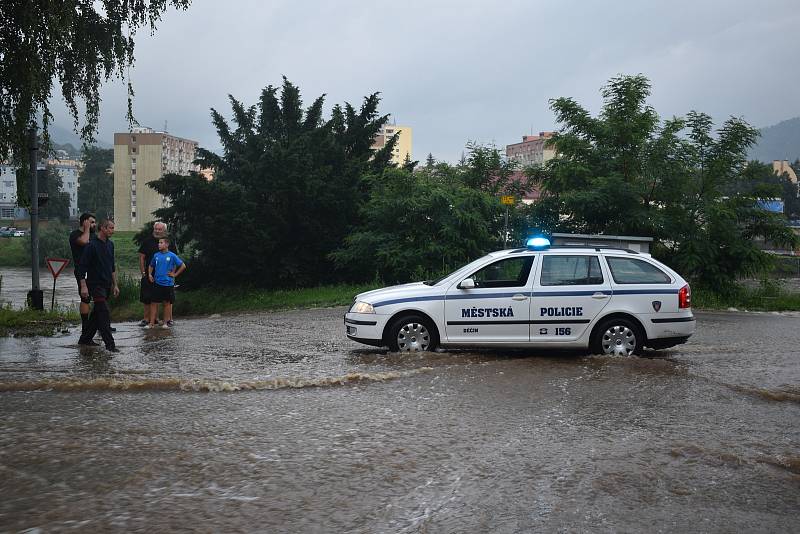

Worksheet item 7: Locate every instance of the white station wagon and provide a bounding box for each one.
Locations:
[344,238,695,356]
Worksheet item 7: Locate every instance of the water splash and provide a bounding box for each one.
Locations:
[0,368,434,393]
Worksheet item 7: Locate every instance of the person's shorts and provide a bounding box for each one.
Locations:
[151,283,176,304]
[75,271,91,303]
[140,275,155,304]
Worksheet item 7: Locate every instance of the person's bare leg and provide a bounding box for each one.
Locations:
[151,303,158,324]
[164,302,173,324]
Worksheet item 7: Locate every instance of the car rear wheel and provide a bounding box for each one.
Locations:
[387,315,438,352]
[592,318,643,357]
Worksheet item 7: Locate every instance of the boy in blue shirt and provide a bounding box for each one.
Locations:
[147,237,186,328]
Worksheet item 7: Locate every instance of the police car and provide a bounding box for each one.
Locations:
[344,238,694,356]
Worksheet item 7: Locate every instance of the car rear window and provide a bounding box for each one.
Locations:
[606,257,671,284]
[540,255,603,286]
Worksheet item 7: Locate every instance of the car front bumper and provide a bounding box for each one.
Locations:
[344,313,388,347]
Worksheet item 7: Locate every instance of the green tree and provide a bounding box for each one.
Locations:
[23,221,71,266]
[2,0,191,208]
[331,167,500,284]
[150,78,394,288]
[332,144,534,283]
[36,166,71,221]
[530,75,797,289]
[77,146,114,218]
[1,0,192,163]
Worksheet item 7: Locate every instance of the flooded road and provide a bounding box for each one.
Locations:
[1,309,799,532]
[0,267,81,309]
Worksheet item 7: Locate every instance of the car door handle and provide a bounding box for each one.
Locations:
[592,292,609,299]
[512,294,529,301]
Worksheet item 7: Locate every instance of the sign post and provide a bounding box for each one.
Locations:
[45,258,70,311]
[500,196,515,248]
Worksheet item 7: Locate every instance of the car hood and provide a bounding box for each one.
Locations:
[355,282,433,304]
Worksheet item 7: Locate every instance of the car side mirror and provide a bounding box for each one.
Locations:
[459,278,475,289]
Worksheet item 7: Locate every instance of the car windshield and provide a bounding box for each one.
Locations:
[423,256,490,286]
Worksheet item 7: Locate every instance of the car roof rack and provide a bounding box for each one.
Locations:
[508,245,641,254]
[551,245,640,254]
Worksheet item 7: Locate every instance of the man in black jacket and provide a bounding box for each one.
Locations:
[77,219,120,352]
[69,212,95,339]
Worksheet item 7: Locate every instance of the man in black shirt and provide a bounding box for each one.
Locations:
[77,219,120,352]
[137,221,177,326]
[69,213,96,339]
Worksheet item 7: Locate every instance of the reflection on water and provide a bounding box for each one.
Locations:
[1,308,799,532]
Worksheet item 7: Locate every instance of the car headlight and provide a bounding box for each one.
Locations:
[350,301,375,314]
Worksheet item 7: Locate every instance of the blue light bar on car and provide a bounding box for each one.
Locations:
[526,236,551,250]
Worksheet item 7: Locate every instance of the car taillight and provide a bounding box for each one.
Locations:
[679,284,691,309]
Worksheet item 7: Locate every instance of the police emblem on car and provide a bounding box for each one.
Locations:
[344,236,695,356]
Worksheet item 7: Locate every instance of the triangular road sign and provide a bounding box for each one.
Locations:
[45,257,70,278]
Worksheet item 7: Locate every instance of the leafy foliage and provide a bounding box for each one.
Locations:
[332,145,535,284]
[0,0,192,165]
[77,146,114,219]
[331,168,499,283]
[150,78,394,288]
[23,220,71,266]
[529,75,798,289]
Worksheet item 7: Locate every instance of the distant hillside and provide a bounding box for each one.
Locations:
[47,123,112,151]
[748,117,800,163]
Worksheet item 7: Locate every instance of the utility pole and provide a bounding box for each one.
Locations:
[28,126,44,310]
[503,205,509,248]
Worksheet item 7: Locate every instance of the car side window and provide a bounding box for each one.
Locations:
[470,256,534,288]
[540,255,604,286]
[606,257,672,284]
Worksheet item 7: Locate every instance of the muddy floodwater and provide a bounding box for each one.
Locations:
[1,307,799,533]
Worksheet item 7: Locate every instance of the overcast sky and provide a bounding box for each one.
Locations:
[51,0,800,163]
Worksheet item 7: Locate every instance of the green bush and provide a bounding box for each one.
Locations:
[0,237,28,267]
[23,221,72,266]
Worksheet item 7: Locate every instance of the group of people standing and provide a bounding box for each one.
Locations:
[68,214,186,352]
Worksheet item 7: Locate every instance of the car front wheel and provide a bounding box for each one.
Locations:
[386,315,438,352]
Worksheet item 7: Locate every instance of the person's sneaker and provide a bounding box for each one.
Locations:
[144,324,155,329]
[107,346,120,353]
[110,327,117,332]
[165,320,174,328]
[78,340,100,346]
[137,320,148,327]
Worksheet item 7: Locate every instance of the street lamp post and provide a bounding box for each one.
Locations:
[27,126,43,310]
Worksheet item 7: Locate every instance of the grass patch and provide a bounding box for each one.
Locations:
[0,306,79,337]
[109,282,381,322]
[694,283,800,311]
[0,229,142,271]
[112,230,143,273]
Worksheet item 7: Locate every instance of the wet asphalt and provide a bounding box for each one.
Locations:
[0,304,799,533]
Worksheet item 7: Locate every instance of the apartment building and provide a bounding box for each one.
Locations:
[48,157,82,218]
[113,127,198,231]
[0,164,20,219]
[371,123,413,165]
[506,131,556,167]
[0,161,62,220]
[773,160,798,184]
